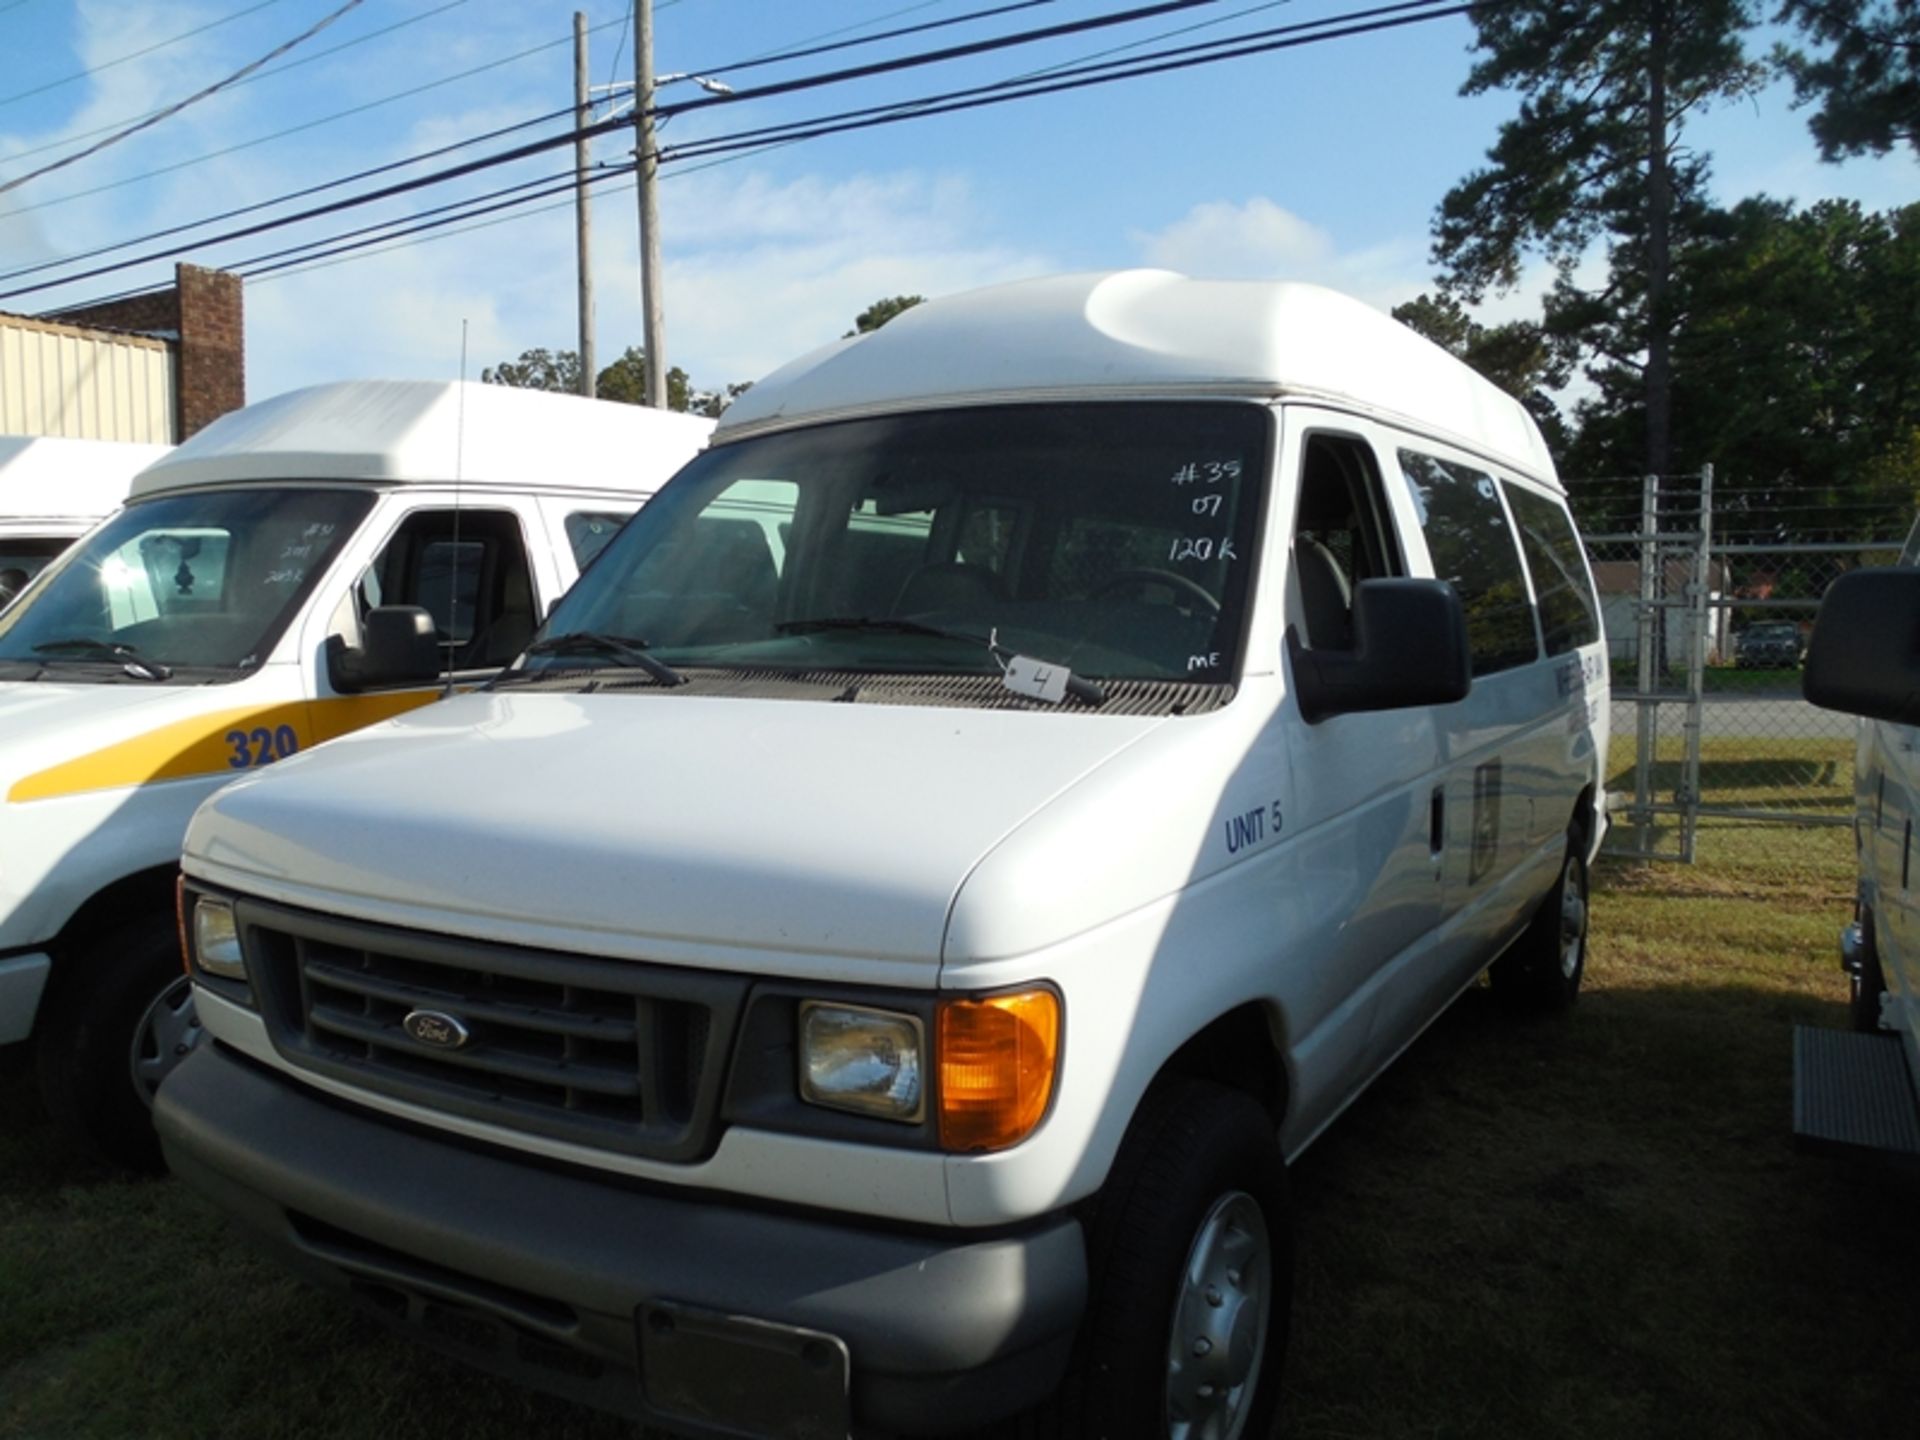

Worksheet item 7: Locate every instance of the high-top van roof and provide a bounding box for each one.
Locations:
[716,270,1559,488]
[0,435,172,523]
[132,380,714,501]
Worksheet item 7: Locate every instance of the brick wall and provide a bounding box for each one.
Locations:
[174,266,244,438]
[57,288,180,337]
[52,264,245,438]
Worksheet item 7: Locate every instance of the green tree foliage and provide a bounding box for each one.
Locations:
[479,345,713,414]
[1392,292,1573,451]
[479,348,580,392]
[844,295,924,337]
[1433,2,1766,478]
[1778,0,1920,160]
[591,346,692,411]
[1564,198,1920,538]
[690,381,754,418]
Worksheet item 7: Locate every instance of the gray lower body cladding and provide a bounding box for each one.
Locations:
[155,1044,1086,1437]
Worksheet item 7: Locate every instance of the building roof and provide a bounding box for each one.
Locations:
[132,380,713,500]
[0,434,172,522]
[715,270,1559,486]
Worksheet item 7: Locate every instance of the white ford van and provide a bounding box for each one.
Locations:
[0,380,710,1167]
[1796,528,1920,1159]
[0,435,171,609]
[158,273,1608,1439]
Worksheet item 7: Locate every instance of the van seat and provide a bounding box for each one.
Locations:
[1294,539,1352,649]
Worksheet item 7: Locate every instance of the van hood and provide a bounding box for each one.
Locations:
[186,692,1165,981]
[0,679,261,805]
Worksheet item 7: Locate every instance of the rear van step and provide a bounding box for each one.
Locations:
[1793,1025,1920,1157]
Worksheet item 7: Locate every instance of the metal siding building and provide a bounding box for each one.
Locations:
[0,314,176,443]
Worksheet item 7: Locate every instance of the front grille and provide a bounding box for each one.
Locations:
[239,898,748,1161]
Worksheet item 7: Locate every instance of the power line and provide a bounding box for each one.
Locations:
[0,108,633,303]
[1,0,1220,295]
[5,0,1478,303]
[0,105,578,285]
[10,69,542,223]
[606,0,633,96]
[1011,0,1295,84]
[6,0,992,218]
[0,0,367,198]
[2,0,474,169]
[657,0,1479,163]
[232,166,630,277]
[682,0,1060,81]
[654,0,1229,123]
[239,1,1492,284]
[249,173,643,285]
[0,0,297,111]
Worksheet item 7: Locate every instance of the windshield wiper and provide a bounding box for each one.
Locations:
[518,631,685,687]
[31,637,173,681]
[774,616,1107,706]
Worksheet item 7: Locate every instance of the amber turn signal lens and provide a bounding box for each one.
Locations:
[936,989,1061,1152]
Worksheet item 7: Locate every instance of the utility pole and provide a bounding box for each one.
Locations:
[633,0,667,409]
[572,11,595,398]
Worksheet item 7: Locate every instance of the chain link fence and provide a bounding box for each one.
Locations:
[1576,470,1910,862]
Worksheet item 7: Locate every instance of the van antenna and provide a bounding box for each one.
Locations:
[445,319,468,699]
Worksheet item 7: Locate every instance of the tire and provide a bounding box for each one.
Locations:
[1054,1078,1291,1440]
[34,917,196,1172]
[1489,831,1589,1013]
[1850,907,1887,1034]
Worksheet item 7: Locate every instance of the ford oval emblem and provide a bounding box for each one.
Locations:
[403,1009,471,1050]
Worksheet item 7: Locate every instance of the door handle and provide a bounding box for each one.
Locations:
[1430,785,1445,857]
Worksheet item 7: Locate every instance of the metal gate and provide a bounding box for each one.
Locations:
[1584,469,1715,862]
[1581,469,1903,861]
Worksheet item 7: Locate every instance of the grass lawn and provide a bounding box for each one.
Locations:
[1611,664,1812,697]
[4,814,1915,1438]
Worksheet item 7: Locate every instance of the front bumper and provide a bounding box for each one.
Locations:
[155,1044,1087,1438]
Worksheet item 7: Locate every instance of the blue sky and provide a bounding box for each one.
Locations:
[0,1,1911,405]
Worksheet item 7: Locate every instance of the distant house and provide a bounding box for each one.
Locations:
[0,263,243,443]
[1590,556,1730,666]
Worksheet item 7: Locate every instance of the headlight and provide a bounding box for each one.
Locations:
[798,1003,925,1123]
[192,897,247,982]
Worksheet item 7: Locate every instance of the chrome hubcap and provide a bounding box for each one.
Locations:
[1166,1191,1270,1440]
[1559,858,1587,980]
[130,974,202,1107]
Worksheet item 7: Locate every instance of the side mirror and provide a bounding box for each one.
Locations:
[1288,578,1472,724]
[1804,569,1920,724]
[326,605,441,693]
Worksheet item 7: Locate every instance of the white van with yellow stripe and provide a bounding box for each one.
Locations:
[1,435,172,609]
[0,379,711,1166]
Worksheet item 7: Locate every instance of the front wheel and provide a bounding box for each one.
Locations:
[1057,1078,1291,1440]
[34,918,189,1172]
[1490,834,1589,1013]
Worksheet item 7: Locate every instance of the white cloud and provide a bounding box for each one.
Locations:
[238,165,1057,397]
[648,167,1054,383]
[1129,197,1431,314]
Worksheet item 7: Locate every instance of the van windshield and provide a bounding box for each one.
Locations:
[520,402,1270,704]
[0,487,374,682]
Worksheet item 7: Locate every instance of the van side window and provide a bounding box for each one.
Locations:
[1291,435,1402,650]
[1504,484,1600,656]
[1397,450,1538,676]
[355,509,538,671]
[564,511,629,571]
[1901,517,1920,567]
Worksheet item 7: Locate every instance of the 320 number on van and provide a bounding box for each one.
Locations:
[225,725,300,769]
